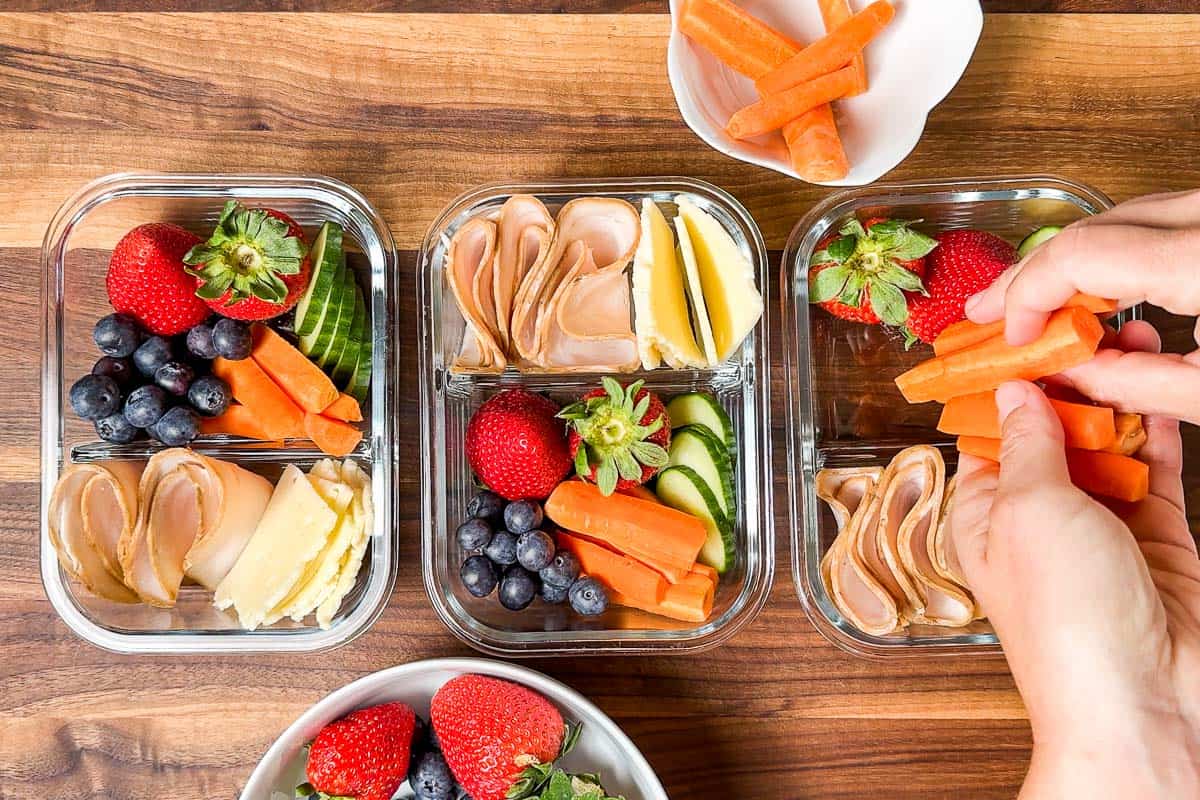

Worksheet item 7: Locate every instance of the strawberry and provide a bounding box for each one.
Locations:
[183,201,311,321]
[431,674,569,800]
[558,378,670,496]
[105,223,210,336]
[466,389,573,500]
[304,701,416,800]
[904,229,1018,345]
[808,217,936,327]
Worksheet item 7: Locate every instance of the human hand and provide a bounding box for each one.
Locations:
[963,190,1200,425]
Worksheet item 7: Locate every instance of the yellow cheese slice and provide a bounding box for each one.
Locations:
[316,461,373,630]
[632,199,707,370]
[676,198,763,362]
[674,215,719,367]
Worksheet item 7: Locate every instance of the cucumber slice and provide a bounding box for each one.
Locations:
[666,392,736,459]
[1016,225,1062,259]
[331,287,366,386]
[316,268,360,369]
[344,288,372,403]
[294,221,343,338]
[299,256,346,358]
[656,465,734,573]
[667,425,734,519]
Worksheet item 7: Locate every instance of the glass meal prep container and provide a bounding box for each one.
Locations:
[782,176,1125,659]
[39,173,398,654]
[418,178,774,656]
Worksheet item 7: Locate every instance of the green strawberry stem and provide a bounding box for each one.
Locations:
[557,378,668,496]
[183,200,307,306]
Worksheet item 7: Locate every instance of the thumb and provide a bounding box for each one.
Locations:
[994,381,1072,497]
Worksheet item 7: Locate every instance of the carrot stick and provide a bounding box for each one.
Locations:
[616,484,660,504]
[756,1,893,96]
[609,572,715,623]
[818,0,868,95]
[932,293,1118,356]
[957,436,1150,502]
[690,561,719,584]
[896,306,1105,404]
[250,324,339,414]
[322,392,363,423]
[556,532,668,606]
[1105,413,1147,456]
[302,413,363,458]
[545,482,707,582]
[198,403,278,442]
[677,0,801,80]
[726,66,858,140]
[938,390,1117,450]
[783,107,850,182]
[211,356,305,440]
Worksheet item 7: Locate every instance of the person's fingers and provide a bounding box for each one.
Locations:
[1074,189,1200,230]
[994,381,1072,496]
[1114,319,1163,355]
[948,454,999,595]
[1139,415,1186,513]
[1056,350,1200,426]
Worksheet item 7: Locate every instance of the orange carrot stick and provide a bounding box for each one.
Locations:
[677,0,801,80]
[322,392,363,423]
[545,482,707,582]
[198,403,277,442]
[726,66,858,140]
[955,435,1001,462]
[783,107,850,182]
[896,306,1104,404]
[610,572,715,623]
[932,293,1118,357]
[302,413,363,458]
[938,390,1117,450]
[250,324,339,414]
[1105,413,1147,456]
[556,532,668,606]
[616,484,660,504]
[756,1,894,96]
[818,0,868,95]
[957,436,1149,503]
[211,356,305,440]
[690,561,719,584]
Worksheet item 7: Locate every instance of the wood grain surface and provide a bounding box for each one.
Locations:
[1,5,1198,800]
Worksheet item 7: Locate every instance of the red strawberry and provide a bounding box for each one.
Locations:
[304,701,416,800]
[431,674,566,800]
[466,389,573,500]
[808,217,936,327]
[105,223,210,335]
[183,201,312,321]
[904,229,1018,345]
[558,378,670,496]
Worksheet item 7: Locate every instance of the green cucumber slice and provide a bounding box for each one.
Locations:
[316,268,359,369]
[667,425,734,519]
[1016,225,1062,259]
[344,288,372,404]
[294,221,343,338]
[299,255,346,358]
[666,392,736,461]
[331,288,366,387]
[656,465,734,574]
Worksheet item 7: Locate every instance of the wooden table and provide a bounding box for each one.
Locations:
[3,2,1199,798]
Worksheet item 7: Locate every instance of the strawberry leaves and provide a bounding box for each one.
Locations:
[501,723,624,800]
[184,200,308,306]
[558,378,668,496]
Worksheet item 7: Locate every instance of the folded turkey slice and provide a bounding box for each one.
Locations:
[447,217,506,372]
[492,195,554,352]
[931,475,982,621]
[118,448,272,607]
[816,467,900,636]
[47,461,144,604]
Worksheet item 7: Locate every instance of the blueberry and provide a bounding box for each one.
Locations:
[93,313,142,357]
[133,336,174,377]
[569,576,609,616]
[155,361,195,396]
[540,580,569,605]
[459,555,498,598]
[498,565,538,611]
[95,412,140,444]
[455,518,493,551]
[69,374,121,421]
[151,405,198,446]
[538,550,581,588]
[503,500,543,534]
[185,321,219,360]
[211,318,252,360]
[123,384,168,428]
[92,356,136,388]
[409,750,455,800]
[187,375,230,417]
[482,530,518,566]
[466,490,504,521]
[516,530,554,572]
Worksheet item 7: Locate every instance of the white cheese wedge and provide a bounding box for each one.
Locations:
[631,199,707,370]
[674,215,719,367]
[676,198,763,362]
[316,461,373,629]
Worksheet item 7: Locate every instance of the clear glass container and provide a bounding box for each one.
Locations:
[39,173,398,654]
[782,176,1122,658]
[418,178,773,656]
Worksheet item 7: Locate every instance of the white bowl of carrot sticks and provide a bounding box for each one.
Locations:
[667,0,983,185]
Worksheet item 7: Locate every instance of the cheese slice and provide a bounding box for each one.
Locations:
[676,198,763,362]
[674,215,719,367]
[316,461,373,629]
[214,464,339,630]
[631,199,707,370]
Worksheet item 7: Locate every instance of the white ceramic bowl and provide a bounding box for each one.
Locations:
[240,658,668,800]
[667,0,983,186]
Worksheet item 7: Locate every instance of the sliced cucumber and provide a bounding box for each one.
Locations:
[656,465,734,574]
[667,425,734,519]
[299,256,346,358]
[666,392,736,460]
[331,288,366,386]
[309,266,357,368]
[344,290,372,404]
[294,221,343,338]
[1016,225,1062,259]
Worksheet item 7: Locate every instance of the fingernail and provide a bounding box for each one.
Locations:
[995,382,1027,423]
[964,293,983,315]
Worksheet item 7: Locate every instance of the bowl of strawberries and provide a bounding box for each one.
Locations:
[240,658,667,800]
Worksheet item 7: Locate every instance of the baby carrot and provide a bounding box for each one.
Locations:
[938,390,1117,450]
[556,532,668,606]
[932,293,1118,357]
[198,403,277,442]
[677,0,801,80]
[726,66,858,140]
[1105,413,1147,456]
[609,572,715,623]
[818,0,868,95]
[783,107,850,182]
[250,324,339,414]
[956,436,1150,503]
[756,1,894,96]
[211,356,305,440]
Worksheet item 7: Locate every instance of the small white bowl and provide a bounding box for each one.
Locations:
[667,0,983,186]
[240,658,668,800]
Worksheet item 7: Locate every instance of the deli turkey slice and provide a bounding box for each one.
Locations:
[446,217,506,372]
[492,195,554,352]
